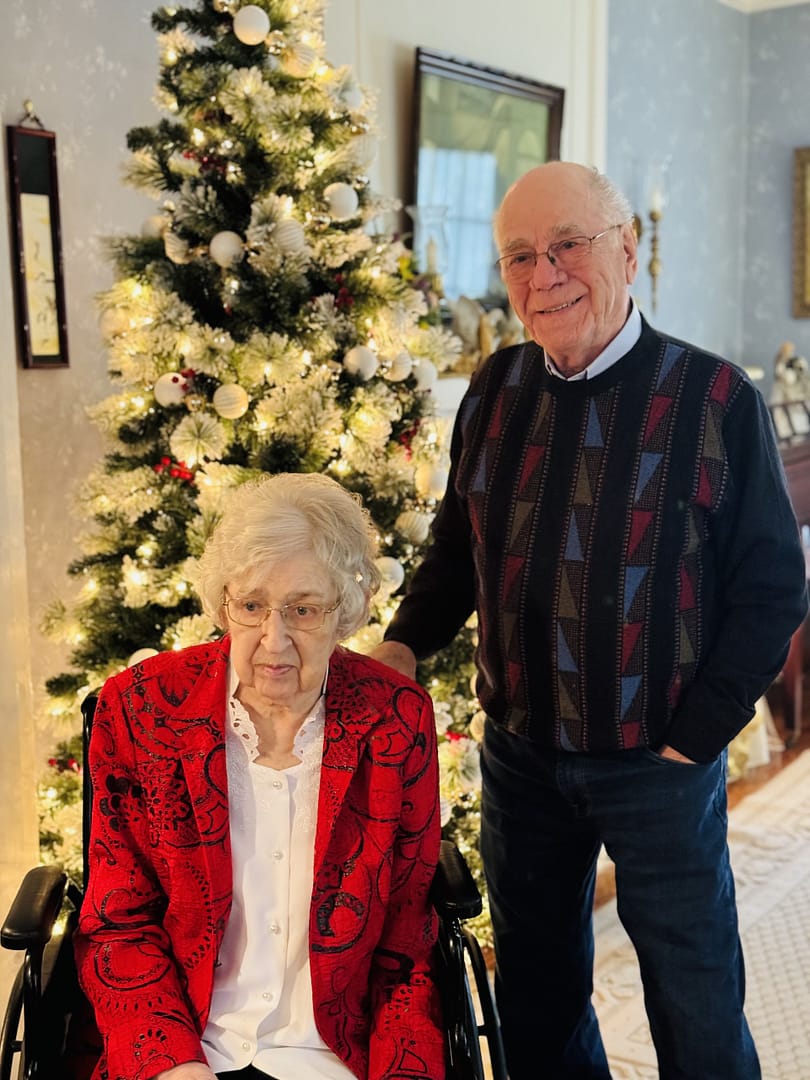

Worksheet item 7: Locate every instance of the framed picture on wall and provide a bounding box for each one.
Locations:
[6,122,69,368]
[770,401,810,442]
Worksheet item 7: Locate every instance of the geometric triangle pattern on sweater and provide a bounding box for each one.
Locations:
[619,344,686,742]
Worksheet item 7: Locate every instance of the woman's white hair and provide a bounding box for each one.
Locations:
[196,472,381,639]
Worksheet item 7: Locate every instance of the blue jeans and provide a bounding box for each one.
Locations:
[480,720,760,1080]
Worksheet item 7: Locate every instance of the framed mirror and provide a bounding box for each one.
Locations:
[410,47,564,307]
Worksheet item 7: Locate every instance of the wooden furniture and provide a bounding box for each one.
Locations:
[779,439,810,743]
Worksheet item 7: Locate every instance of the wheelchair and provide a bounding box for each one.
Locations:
[0,694,506,1080]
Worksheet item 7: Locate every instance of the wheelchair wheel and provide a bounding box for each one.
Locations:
[461,927,507,1080]
[0,965,24,1080]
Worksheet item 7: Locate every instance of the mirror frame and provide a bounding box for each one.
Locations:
[793,146,810,318]
[409,47,564,305]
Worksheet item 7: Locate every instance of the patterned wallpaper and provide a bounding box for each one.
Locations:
[743,4,810,380]
[2,0,158,738]
[607,0,810,396]
[607,0,749,365]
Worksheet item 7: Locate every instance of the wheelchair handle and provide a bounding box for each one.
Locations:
[431,839,483,920]
[1,866,67,951]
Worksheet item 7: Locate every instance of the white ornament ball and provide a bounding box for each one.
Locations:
[412,358,438,392]
[213,382,250,419]
[343,345,378,381]
[414,462,449,500]
[98,307,129,339]
[324,182,359,221]
[385,350,413,382]
[154,371,189,407]
[274,218,307,254]
[281,42,318,78]
[233,4,270,45]
[375,556,405,596]
[395,509,432,545]
[209,230,244,267]
[470,710,487,743]
[142,214,168,239]
[128,647,159,667]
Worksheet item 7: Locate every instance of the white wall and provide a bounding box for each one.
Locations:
[325,0,607,202]
[0,107,38,999]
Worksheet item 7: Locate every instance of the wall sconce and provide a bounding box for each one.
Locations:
[645,160,670,313]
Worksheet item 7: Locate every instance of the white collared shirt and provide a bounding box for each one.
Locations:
[201,665,354,1079]
[544,299,642,380]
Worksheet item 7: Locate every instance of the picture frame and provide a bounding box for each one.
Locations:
[792,146,810,319]
[770,400,810,442]
[410,47,564,306]
[6,123,69,367]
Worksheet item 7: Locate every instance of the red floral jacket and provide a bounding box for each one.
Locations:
[74,639,445,1080]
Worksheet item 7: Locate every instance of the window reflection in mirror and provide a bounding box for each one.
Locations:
[411,48,564,306]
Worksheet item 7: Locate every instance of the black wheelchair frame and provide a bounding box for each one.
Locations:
[0,695,506,1080]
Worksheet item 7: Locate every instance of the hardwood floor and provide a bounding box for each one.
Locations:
[594,683,810,908]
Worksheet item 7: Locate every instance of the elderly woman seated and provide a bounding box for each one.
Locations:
[74,472,445,1080]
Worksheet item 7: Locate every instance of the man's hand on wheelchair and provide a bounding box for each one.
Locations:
[155,1063,217,1080]
[369,640,418,680]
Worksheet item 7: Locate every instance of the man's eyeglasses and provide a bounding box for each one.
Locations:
[223,594,340,631]
[495,223,626,284]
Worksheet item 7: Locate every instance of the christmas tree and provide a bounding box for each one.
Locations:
[38,0,489,940]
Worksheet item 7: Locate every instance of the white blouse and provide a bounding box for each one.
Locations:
[201,666,355,1079]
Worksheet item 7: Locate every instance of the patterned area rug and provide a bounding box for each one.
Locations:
[592,750,810,1079]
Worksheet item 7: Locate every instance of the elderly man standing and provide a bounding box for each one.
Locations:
[373,161,808,1079]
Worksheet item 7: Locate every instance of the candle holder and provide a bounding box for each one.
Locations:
[645,158,669,314]
[405,204,448,298]
[648,208,662,313]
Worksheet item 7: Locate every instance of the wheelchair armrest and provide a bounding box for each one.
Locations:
[1,865,68,951]
[432,839,483,921]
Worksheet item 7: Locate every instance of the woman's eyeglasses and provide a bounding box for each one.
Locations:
[223,594,340,631]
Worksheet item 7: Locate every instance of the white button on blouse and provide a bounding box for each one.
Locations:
[201,665,355,1079]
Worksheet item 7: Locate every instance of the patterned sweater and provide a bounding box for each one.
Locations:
[387,319,808,762]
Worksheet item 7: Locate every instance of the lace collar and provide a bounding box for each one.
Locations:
[226,660,327,765]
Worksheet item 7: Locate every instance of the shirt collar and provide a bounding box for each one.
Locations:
[226,660,328,763]
[544,299,642,381]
